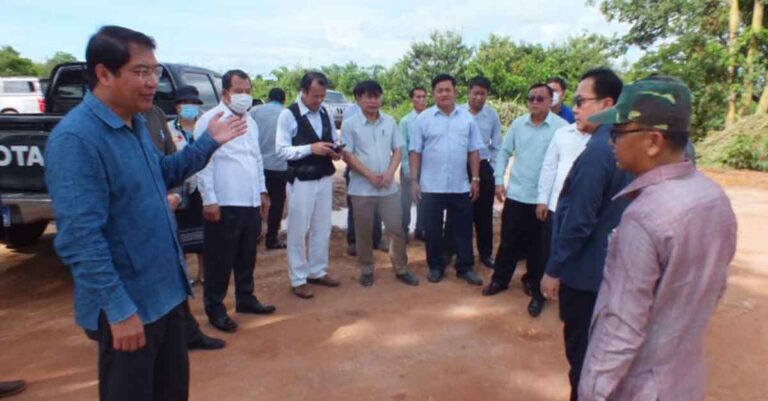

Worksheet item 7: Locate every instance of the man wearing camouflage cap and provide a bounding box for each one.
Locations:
[578,76,737,401]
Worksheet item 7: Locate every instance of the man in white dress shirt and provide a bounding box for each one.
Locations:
[195,70,276,333]
[276,71,343,299]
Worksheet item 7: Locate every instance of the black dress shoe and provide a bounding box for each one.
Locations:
[0,380,26,398]
[209,314,238,333]
[457,270,483,286]
[480,256,495,269]
[188,333,226,351]
[482,281,509,296]
[395,271,419,286]
[528,297,545,318]
[427,270,444,283]
[236,301,276,315]
[266,240,287,250]
[359,273,374,286]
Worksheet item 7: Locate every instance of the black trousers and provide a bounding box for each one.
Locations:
[421,192,475,273]
[491,199,545,298]
[345,168,382,246]
[559,285,598,401]
[203,206,261,318]
[472,160,495,258]
[181,300,204,345]
[264,169,287,244]
[90,303,189,401]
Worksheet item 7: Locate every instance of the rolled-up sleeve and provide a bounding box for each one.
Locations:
[45,134,137,325]
[578,217,659,401]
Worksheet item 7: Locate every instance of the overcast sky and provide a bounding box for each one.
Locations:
[1,0,632,77]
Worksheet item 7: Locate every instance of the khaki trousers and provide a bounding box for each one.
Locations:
[350,192,408,275]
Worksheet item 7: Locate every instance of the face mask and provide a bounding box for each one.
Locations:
[551,91,561,106]
[179,104,200,120]
[228,93,252,115]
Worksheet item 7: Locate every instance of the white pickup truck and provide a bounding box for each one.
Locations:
[0,77,44,114]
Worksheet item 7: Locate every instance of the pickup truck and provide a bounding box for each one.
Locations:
[0,62,223,246]
[0,77,44,114]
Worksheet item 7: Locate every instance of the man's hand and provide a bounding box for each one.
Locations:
[470,180,480,202]
[541,273,560,301]
[495,185,506,203]
[166,194,181,211]
[411,180,421,204]
[368,174,384,188]
[207,112,248,145]
[260,194,270,220]
[311,142,335,156]
[110,314,145,352]
[203,204,221,223]
[535,204,549,222]
[380,172,394,188]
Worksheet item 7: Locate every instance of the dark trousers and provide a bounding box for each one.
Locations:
[203,206,261,318]
[472,160,495,258]
[345,169,382,246]
[559,285,598,401]
[400,170,412,235]
[90,303,188,401]
[421,192,475,273]
[491,199,545,298]
[264,169,287,244]
[181,300,203,345]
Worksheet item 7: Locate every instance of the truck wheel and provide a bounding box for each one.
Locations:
[1,108,19,114]
[4,221,49,247]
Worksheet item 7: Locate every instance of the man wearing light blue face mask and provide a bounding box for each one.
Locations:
[195,70,275,333]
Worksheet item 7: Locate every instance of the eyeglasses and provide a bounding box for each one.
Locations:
[573,95,603,108]
[126,65,164,81]
[609,128,650,143]
[527,95,550,103]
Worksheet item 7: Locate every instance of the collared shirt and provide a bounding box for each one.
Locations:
[495,112,567,204]
[461,103,502,164]
[537,123,591,211]
[545,125,634,292]
[276,98,339,161]
[168,119,198,194]
[343,103,361,121]
[194,102,267,207]
[409,105,483,194]
[398,109,419,176]
[578,161,736,401]
[555,104,575,123]
[342,111,402,196]
[44,92,220,330]
[249,101,287,171]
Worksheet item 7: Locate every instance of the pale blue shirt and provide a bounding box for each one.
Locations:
[249,101,287,171]
[275,98,339,161]
[410,105,483,194]
[495,112,567,204]
[398,110,419,176]
[461,103,502,164]
[342,112,402,197]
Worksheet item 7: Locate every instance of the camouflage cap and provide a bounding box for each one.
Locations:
[588,75,692,132]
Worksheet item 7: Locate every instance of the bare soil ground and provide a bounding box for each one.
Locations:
[0,167,766,401]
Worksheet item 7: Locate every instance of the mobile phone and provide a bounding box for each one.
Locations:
[333,143,346,153]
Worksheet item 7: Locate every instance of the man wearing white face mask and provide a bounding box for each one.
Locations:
[195,70,276,333]
[548,77,575,124]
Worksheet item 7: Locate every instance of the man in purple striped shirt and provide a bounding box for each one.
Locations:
[578,76,737,401]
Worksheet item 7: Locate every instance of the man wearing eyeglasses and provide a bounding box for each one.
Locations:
[578,76,736,401]
[45,26,248,401]
[539,68,631,401]
[482,83,567,317]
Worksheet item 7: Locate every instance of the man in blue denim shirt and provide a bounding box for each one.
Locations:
[44,26,246,401]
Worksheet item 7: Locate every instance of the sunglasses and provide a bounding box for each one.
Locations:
[527,95,550,103]
[609,128,651,143]
[573,95,604,108]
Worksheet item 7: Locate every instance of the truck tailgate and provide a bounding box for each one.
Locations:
[0,115,61,192]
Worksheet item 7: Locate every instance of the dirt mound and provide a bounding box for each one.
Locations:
[699,114,768,171]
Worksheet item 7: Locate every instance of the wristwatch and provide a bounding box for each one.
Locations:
[471,176,480,182]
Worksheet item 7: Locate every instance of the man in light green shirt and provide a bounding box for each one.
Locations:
[398,86,428,240]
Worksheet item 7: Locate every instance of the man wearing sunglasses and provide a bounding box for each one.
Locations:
[482,83,567,317]
[539,68,630,401]
[578,76,736,401]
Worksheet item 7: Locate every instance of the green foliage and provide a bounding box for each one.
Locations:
[699,114,768,171]
[39,51,77,78]
[0,46,40,76]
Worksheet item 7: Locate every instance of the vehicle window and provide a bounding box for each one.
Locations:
[183,72,218,110]
[52,68,88,100]
[3,81,35,93]
[325,91,346,103]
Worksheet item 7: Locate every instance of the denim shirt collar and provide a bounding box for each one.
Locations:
[83,91,147,131]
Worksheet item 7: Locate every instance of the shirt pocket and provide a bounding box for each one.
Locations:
[451,121,470,150]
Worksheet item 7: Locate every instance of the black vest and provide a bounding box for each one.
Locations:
[286,103,336,183]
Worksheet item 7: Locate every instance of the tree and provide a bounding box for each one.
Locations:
[0,46,40,76]
[39,51,77,78]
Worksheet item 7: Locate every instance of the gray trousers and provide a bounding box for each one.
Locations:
[350,192,408,275]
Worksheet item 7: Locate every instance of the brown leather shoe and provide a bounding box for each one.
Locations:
[307,274,340,287]
[292,284,314,299]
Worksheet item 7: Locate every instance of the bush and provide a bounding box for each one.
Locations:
[699,114,768,172]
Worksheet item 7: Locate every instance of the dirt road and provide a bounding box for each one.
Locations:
[0,169,766,401]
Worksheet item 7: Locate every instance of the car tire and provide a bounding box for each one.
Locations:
[4,221,48,247]
[1,108,19,114]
